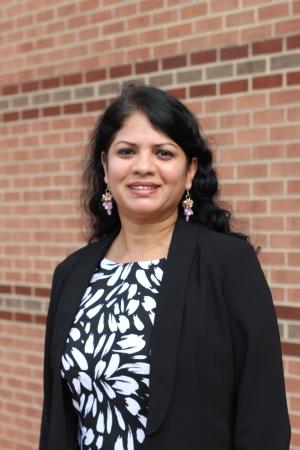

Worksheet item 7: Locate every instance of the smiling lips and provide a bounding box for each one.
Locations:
[128,182,160,194]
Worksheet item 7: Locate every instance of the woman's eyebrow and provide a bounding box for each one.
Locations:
[114,140,178,148]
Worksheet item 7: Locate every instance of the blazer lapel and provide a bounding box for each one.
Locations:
[51,232,118,372]
[145,218,199,436]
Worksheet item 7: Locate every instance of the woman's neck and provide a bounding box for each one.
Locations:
[105,214,177,263]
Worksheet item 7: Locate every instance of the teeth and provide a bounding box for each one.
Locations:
[130,185,158,190]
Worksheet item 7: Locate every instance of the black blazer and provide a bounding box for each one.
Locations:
[39,218,291,449]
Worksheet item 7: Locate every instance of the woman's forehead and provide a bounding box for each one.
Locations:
[111,112,175,146]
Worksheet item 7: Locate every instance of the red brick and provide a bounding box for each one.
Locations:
[253,74,282,89]
[180,3,207,19]
[220,79,248,95]
[57,3,77,16]
[236,128,267,144]
[287,107,300,121]
[272,269,300,285]
[287,71,300,86]
[3,112,19,122]
[258,3,289,21]
[209,30,239,48]
[35,314,47,325]
[15,312,32,323]
[41,77,60,89]
[282,342,300,356]
[2,84,18,95]
[68,15,88,28]
[114,2,137,18]
[140,0,164,12]
[252,217,284,232]
[253,110,284,125]
[241,24,272,43]
[86,69,106,82]
[253,181,284,196]
[237,163,268,178]
[18,41,34,52]
[289,248,300,264]
[252,38,283,55]
[103,21,125,35]
[36,37,55,50]
[0,310,13,320]
[271,125,300,141]
[154,42,179,58]
[271,162,300,177]
[220,113,250,128]
[191,50,216,65]
[162,55,187,70]
[271,199,300,213]
[139,28,164,45]
[236,200,267,214]
[153,9,177,25]
[211,0,239,12]
[127,15,150,31]
[221,181,250,195]
[167,22,193,39]
[276,18,300,35]
[270,89,300,106]
[294,0,300,14]
[135,60,158,74]
[86,100,106,112]
[62,73,82,86]
[21,81,39,93]
[220,45,248,60]
[115,34,138,50]
[35,287,51,297]
[37,9,54,22]
[226,10,255,27]
[109,64,132,78]
[15,286,31,295]
[287,34,300,50]
[63,103,83,114]
[165,87,186,99]
[42,106,60,117]
[22,109,39,120]
[79,0,100,12]
[0,285,11,294]
[190,84,216,97]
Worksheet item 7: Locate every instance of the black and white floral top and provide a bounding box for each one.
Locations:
[60,256,166,450]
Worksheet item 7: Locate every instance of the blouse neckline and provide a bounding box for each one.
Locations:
[101,256,167,265]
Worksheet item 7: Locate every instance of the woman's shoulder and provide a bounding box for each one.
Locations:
[188,222,257,271]
[191,221,254,253]
[54,233,115,274]
[187,223,261,290]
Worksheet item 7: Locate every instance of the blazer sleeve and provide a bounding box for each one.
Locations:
[39,262,64,450]
[223,241,291,450]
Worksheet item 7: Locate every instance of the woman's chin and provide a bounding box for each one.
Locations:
[118,205,176,222]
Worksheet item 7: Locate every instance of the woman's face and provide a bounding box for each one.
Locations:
[101,111,197,223]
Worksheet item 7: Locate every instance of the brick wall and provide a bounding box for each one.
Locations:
[0,0,299,448]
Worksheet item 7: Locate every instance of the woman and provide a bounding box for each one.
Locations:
[39,84,291,450]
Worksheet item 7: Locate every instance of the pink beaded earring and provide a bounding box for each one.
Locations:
[182,190,193,222]
[101,186,113,216]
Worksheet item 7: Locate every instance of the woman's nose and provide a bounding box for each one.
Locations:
[132,151,156,174]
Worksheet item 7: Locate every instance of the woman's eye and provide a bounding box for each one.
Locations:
[118,148,134,155]
[157,149,173,158]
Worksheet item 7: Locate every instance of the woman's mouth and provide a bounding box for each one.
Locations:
[128,183,160,194]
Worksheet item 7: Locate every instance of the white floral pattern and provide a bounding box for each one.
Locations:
[61,257,165,450]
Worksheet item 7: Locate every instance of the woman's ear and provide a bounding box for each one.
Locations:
[186,157,198,190]
[101,151,108,184]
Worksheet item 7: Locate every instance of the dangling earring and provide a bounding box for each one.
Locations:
[101,186,113,216]
[182,190,193,222]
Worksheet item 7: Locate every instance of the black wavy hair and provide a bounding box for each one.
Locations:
[81,84,254,249]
